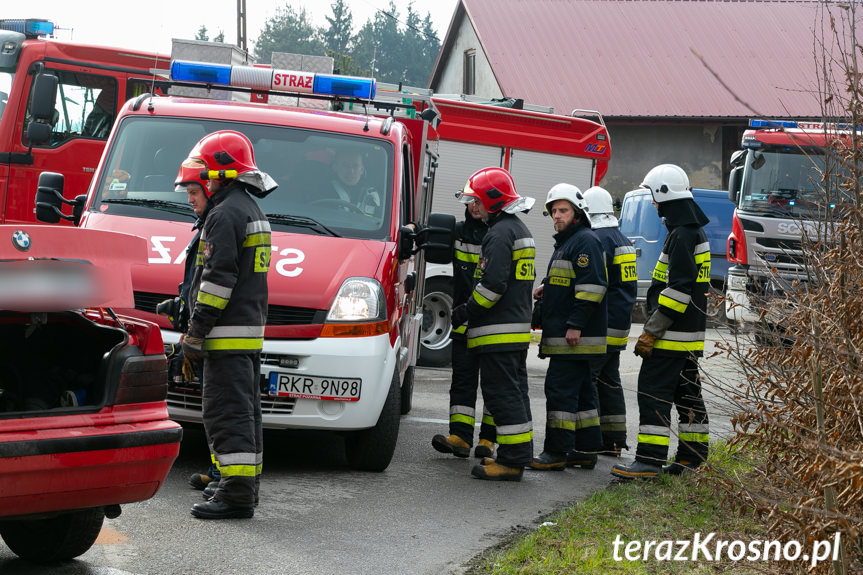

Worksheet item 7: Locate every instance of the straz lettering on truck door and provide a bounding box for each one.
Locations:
[147,237,304,277]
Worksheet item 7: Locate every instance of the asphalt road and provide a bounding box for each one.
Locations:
[0,325,744,575]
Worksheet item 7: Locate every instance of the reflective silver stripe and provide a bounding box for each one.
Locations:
[468,322,531,338]
[657,251,669,264]
[639,425,669,436]
[550,259,574,272]
[694,241,710,254]
[217,452,258,466]
[454,240,481,254]
[497,422,533,436]
[542,336,607,347]
[660,287,691,305]
[450,405,476,418]
[475,283,502,302]
[577,283,607,295]
[513,237,536,250]
[679,423,709,433]
[576,409,599,421]
[600,414,627,423]
[200,280,233,300]
[614,246,636,256]
[660,330,705,342]
[608,328,630,339]
[247,219,272,234]
[548,410,577,422]
[207,325,265,338]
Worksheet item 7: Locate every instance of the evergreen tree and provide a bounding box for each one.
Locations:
[323,0,353,55]
[195,25,209,41]
[214,30,225,43]
[253,4,326,64]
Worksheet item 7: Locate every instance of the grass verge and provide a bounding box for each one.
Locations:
[465,442,766,574]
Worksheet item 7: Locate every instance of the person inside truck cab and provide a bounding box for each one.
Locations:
[325,147,381,216]
[82,86,115,139]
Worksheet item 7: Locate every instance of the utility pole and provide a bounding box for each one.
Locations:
[237,0,247,55]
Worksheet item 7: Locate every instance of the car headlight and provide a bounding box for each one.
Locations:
[326,278,386,321]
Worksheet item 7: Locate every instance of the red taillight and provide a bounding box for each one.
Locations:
[116,354,168,405]
[727,209,747,265]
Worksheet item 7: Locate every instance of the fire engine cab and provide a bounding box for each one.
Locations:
[35,58,454,472]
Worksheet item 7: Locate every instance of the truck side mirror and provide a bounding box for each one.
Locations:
[30,73,58,122]
[416,212,456,264]
[35,171,84,225]
[728,166,742,204]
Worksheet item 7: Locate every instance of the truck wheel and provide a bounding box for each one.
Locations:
[400,366,414,415]
[345,368,401,471]
[418,277,453,367]
[0,507,105,562]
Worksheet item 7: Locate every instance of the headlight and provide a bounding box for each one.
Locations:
[326,278,386,321]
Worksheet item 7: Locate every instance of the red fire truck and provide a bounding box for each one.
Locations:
[418,96,611,366]
[35,58,453,472]
[725,119,849,324]
[0,18,170,225]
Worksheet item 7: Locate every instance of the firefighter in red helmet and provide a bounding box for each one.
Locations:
[180,130,277,519]
[451,167,536,481]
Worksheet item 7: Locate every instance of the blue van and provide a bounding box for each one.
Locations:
[618,188,734,322]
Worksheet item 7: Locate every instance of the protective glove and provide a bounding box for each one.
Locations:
[531,299,542,330]
[451,304,468,328]
[182,334,205,361]
[182,357,196,383]
[633,332,658,358]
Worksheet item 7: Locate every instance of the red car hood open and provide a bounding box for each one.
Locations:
[0,225,146,311]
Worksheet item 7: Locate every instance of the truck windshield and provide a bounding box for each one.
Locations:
[0,70,12,125]
[94,116,394,241]
[739,147,848,219]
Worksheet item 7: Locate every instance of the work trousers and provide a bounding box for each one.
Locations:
[449,338,496,446]
[543,357,602,455]
[592,351,628,450]
[202,353,263,508]
[477,349,533,467]
[635,354,709,466]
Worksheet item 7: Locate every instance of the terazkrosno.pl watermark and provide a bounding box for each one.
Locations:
[612,533,841,568]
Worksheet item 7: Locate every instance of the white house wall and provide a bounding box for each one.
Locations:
[434,16,503,100]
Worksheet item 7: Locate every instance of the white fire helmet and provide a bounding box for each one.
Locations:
[543,183,591,224]
[583,186,618,229]
[640,164,692,203]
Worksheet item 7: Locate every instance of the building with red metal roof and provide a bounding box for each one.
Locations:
[429,0,845,194]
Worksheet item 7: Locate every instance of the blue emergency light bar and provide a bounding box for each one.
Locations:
[749,119,798,129]
[0,19,54,37]
[170,60,377,100]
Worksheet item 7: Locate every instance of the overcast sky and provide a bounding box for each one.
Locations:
[7,0,458,56]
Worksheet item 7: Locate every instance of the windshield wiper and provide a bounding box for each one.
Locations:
[266,213,340,237]
[101,198,196,218]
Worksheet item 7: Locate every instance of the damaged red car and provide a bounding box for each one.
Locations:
[0,225,182,562]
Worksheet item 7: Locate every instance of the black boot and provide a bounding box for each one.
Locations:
[566,451,598,470]
[202,480,219,500]
[662,460,700,475]
[190,499,254,520]
[529,451,567,471]
[610,460,661,480]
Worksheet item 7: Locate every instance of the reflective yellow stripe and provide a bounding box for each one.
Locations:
[654,339,704,352]
[219,464,257,477]
[455,250,480,263]
[658,293,688,313]
[512,248,535,260]
[451,413,475,426]
[607,335,628,346]
[468,333,532,348]
[243,232,272,247]
[575,416,600,429]
[452,324,467,334]
[541,344,607,355]
[197,291,229,309]
[638,434,670,446]
[652,261,668,282]
[472,290,496,309]
[481,413,495,426]
[602,422,628,431]
[549,418,576,431]
[203,338,264,351]
[612,253,636,264]
[575,291,604,302]
[497,430,533,445]
[679,432,709,443]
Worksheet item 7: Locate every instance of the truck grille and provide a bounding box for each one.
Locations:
[167,385,297,416]
[755,238,804,251]
[134,291,322,326]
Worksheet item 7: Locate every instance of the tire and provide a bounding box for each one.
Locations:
[400,366,414,415]
[0,507,105,563]
[345,367,401,471]
[418,277,453,367]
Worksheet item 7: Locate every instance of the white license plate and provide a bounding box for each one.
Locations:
[268,372,361,402]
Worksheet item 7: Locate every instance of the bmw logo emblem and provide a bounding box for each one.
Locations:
[11,230,31,252]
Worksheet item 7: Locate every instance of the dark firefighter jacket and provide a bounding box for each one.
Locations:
[646,198,711,357]
[451,209,488,340]
[539,219,607,360]
[188,181,271,354]
[594,226,637,352]
[465,212,535,353]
